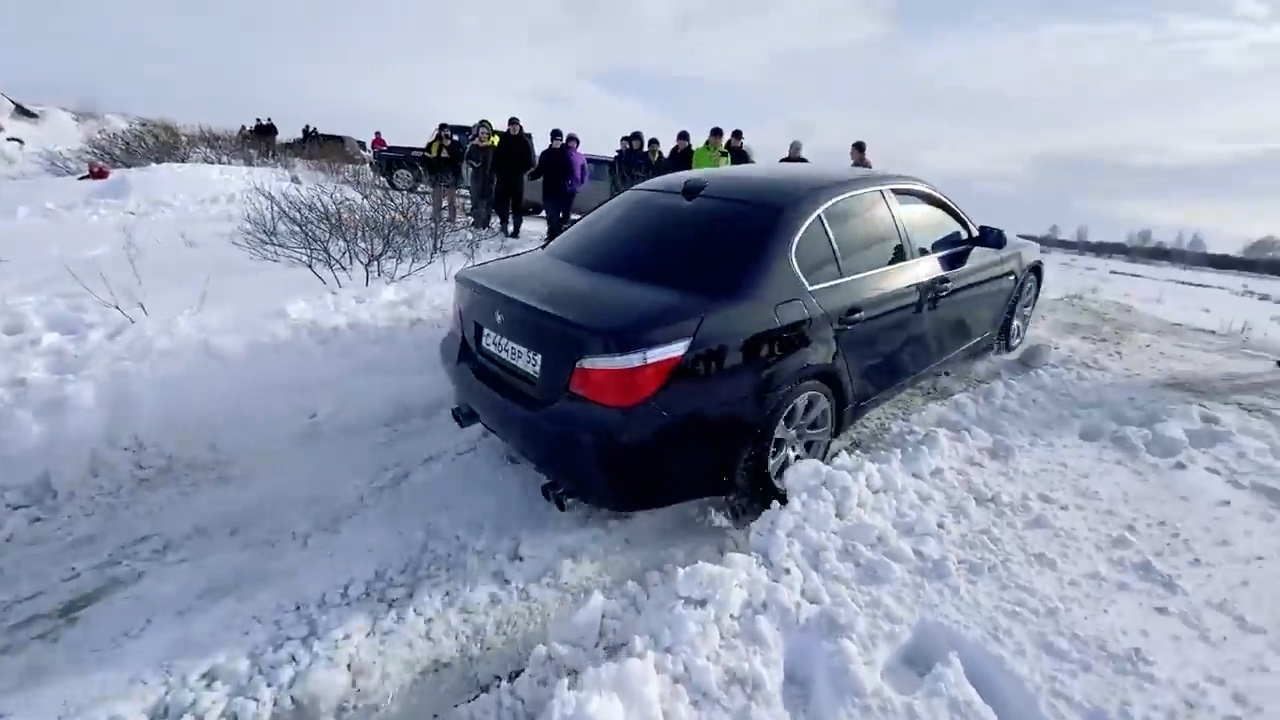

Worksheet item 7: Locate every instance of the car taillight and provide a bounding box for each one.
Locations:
[568,338,692,409]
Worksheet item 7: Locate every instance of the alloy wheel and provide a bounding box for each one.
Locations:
[1007,275,1039,350]
[767,390,834,489]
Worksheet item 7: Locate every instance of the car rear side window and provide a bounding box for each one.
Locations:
[892,190,972,253]
[821,191,907,277]
[587,160,612,182]
[793,220,841,286]
[544,190,781,297]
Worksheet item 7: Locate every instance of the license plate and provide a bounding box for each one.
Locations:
[480,327,542,378]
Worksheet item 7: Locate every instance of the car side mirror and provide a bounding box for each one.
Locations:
[929,230,968,255]
[975,225,1007,250]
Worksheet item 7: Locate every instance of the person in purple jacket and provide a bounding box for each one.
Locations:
[563,133,588,227]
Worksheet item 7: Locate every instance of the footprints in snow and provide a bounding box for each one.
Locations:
[880,619,1048,720]
[779,617,1048,720]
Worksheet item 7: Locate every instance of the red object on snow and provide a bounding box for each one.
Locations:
[370,135,388,150]
[87,163,110,180]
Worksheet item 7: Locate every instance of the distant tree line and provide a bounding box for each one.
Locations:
[1024,225,1280,278]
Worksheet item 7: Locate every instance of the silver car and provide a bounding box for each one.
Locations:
[523,153,614,216]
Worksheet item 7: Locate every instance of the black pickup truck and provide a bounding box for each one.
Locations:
[371,125,549,213]
[370,124,472,192]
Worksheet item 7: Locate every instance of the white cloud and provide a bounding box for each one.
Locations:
[0,0,1276,243]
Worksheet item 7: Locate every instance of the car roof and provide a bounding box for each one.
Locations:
[636,164,931,206]
[584,153,612,162]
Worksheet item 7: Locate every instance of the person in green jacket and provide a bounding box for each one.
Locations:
[692,126,731,169]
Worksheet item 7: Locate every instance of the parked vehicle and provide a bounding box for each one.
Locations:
[279,133,366,164]
[440,165,1043,513]
[371,124,472,192]
[524,153,615,216]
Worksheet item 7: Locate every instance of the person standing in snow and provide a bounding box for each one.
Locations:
[726,129,753,165]
[425,122,464,223]
[563,133,588,227]
[264,118,279,158]
[609,136,630,196]
[692,127,731,169]
[528,128,575,241]
[850,140,873,168]
[370,131,388,151]
[491,116,535,238]
[645,137,666,176]
[465,124,497,229]
[666,130,694,174]
[779,140,809,162]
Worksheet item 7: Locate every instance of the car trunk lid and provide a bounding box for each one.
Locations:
[454,250,704,405]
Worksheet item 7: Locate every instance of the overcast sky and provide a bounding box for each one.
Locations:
[2,0,1277,249]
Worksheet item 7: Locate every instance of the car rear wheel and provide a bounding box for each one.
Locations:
[731,380,837,515]
[997,272,1040,353]
[388,167,419,192]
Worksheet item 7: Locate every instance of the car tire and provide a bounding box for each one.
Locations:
[388,166,419,192]
[729,379,838,518]
[996,272,1040,354]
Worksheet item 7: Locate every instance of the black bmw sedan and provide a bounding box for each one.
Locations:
[440,164,1043,513]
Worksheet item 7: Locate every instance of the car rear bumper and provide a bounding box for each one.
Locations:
[440,331,699,512]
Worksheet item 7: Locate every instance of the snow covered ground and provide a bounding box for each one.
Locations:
[1046,250,1280,355]
[0,164,1277,720]
[0,93,128,179]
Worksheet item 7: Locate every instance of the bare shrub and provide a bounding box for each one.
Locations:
[43,119,269,175]
[235,164,492,287]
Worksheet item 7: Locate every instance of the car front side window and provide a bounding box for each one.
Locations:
[891,190,971,253]
[820,191,907,278]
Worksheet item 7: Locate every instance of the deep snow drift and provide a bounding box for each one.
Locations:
[0,164,1277,720]
[0,93,128,178]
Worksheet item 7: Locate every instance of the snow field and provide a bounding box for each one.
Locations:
[446,345,1280,720]
[0,164,732,720]
[0,160,1276,720]
[1046,251,1280,354]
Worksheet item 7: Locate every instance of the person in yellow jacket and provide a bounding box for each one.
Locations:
[692,126,731,169]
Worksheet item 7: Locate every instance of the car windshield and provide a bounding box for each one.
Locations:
[543,189,781,298]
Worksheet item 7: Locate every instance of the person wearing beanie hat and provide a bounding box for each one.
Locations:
[693,126,731,169]
[645,136,666,175]
[779,139,809,163]
[491,115,535,237]
[528,125,575,240]
[726,128,753,165]
[666,130,694,173]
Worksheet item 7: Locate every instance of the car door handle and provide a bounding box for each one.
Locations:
[931,278,954,297]
[837,308,865,327]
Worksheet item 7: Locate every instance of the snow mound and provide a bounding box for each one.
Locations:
[0,93,129,178]
[452,348,1280,720]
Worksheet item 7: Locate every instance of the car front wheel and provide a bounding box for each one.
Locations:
[388,167,419,191]
[997,272,1040,353]
[731,379,837,515]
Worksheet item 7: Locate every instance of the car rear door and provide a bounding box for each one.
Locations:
[885,188,1016,361]
[800,189,938,403]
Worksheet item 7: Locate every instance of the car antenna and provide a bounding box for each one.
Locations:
[681,177,707,201]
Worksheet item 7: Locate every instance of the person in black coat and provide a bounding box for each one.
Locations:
[491,116,536,238]
[666,130,694,173]
[779,140,809,163]
[527,128,575,240]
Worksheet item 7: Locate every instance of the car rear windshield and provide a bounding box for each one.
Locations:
[543,189,781,297]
